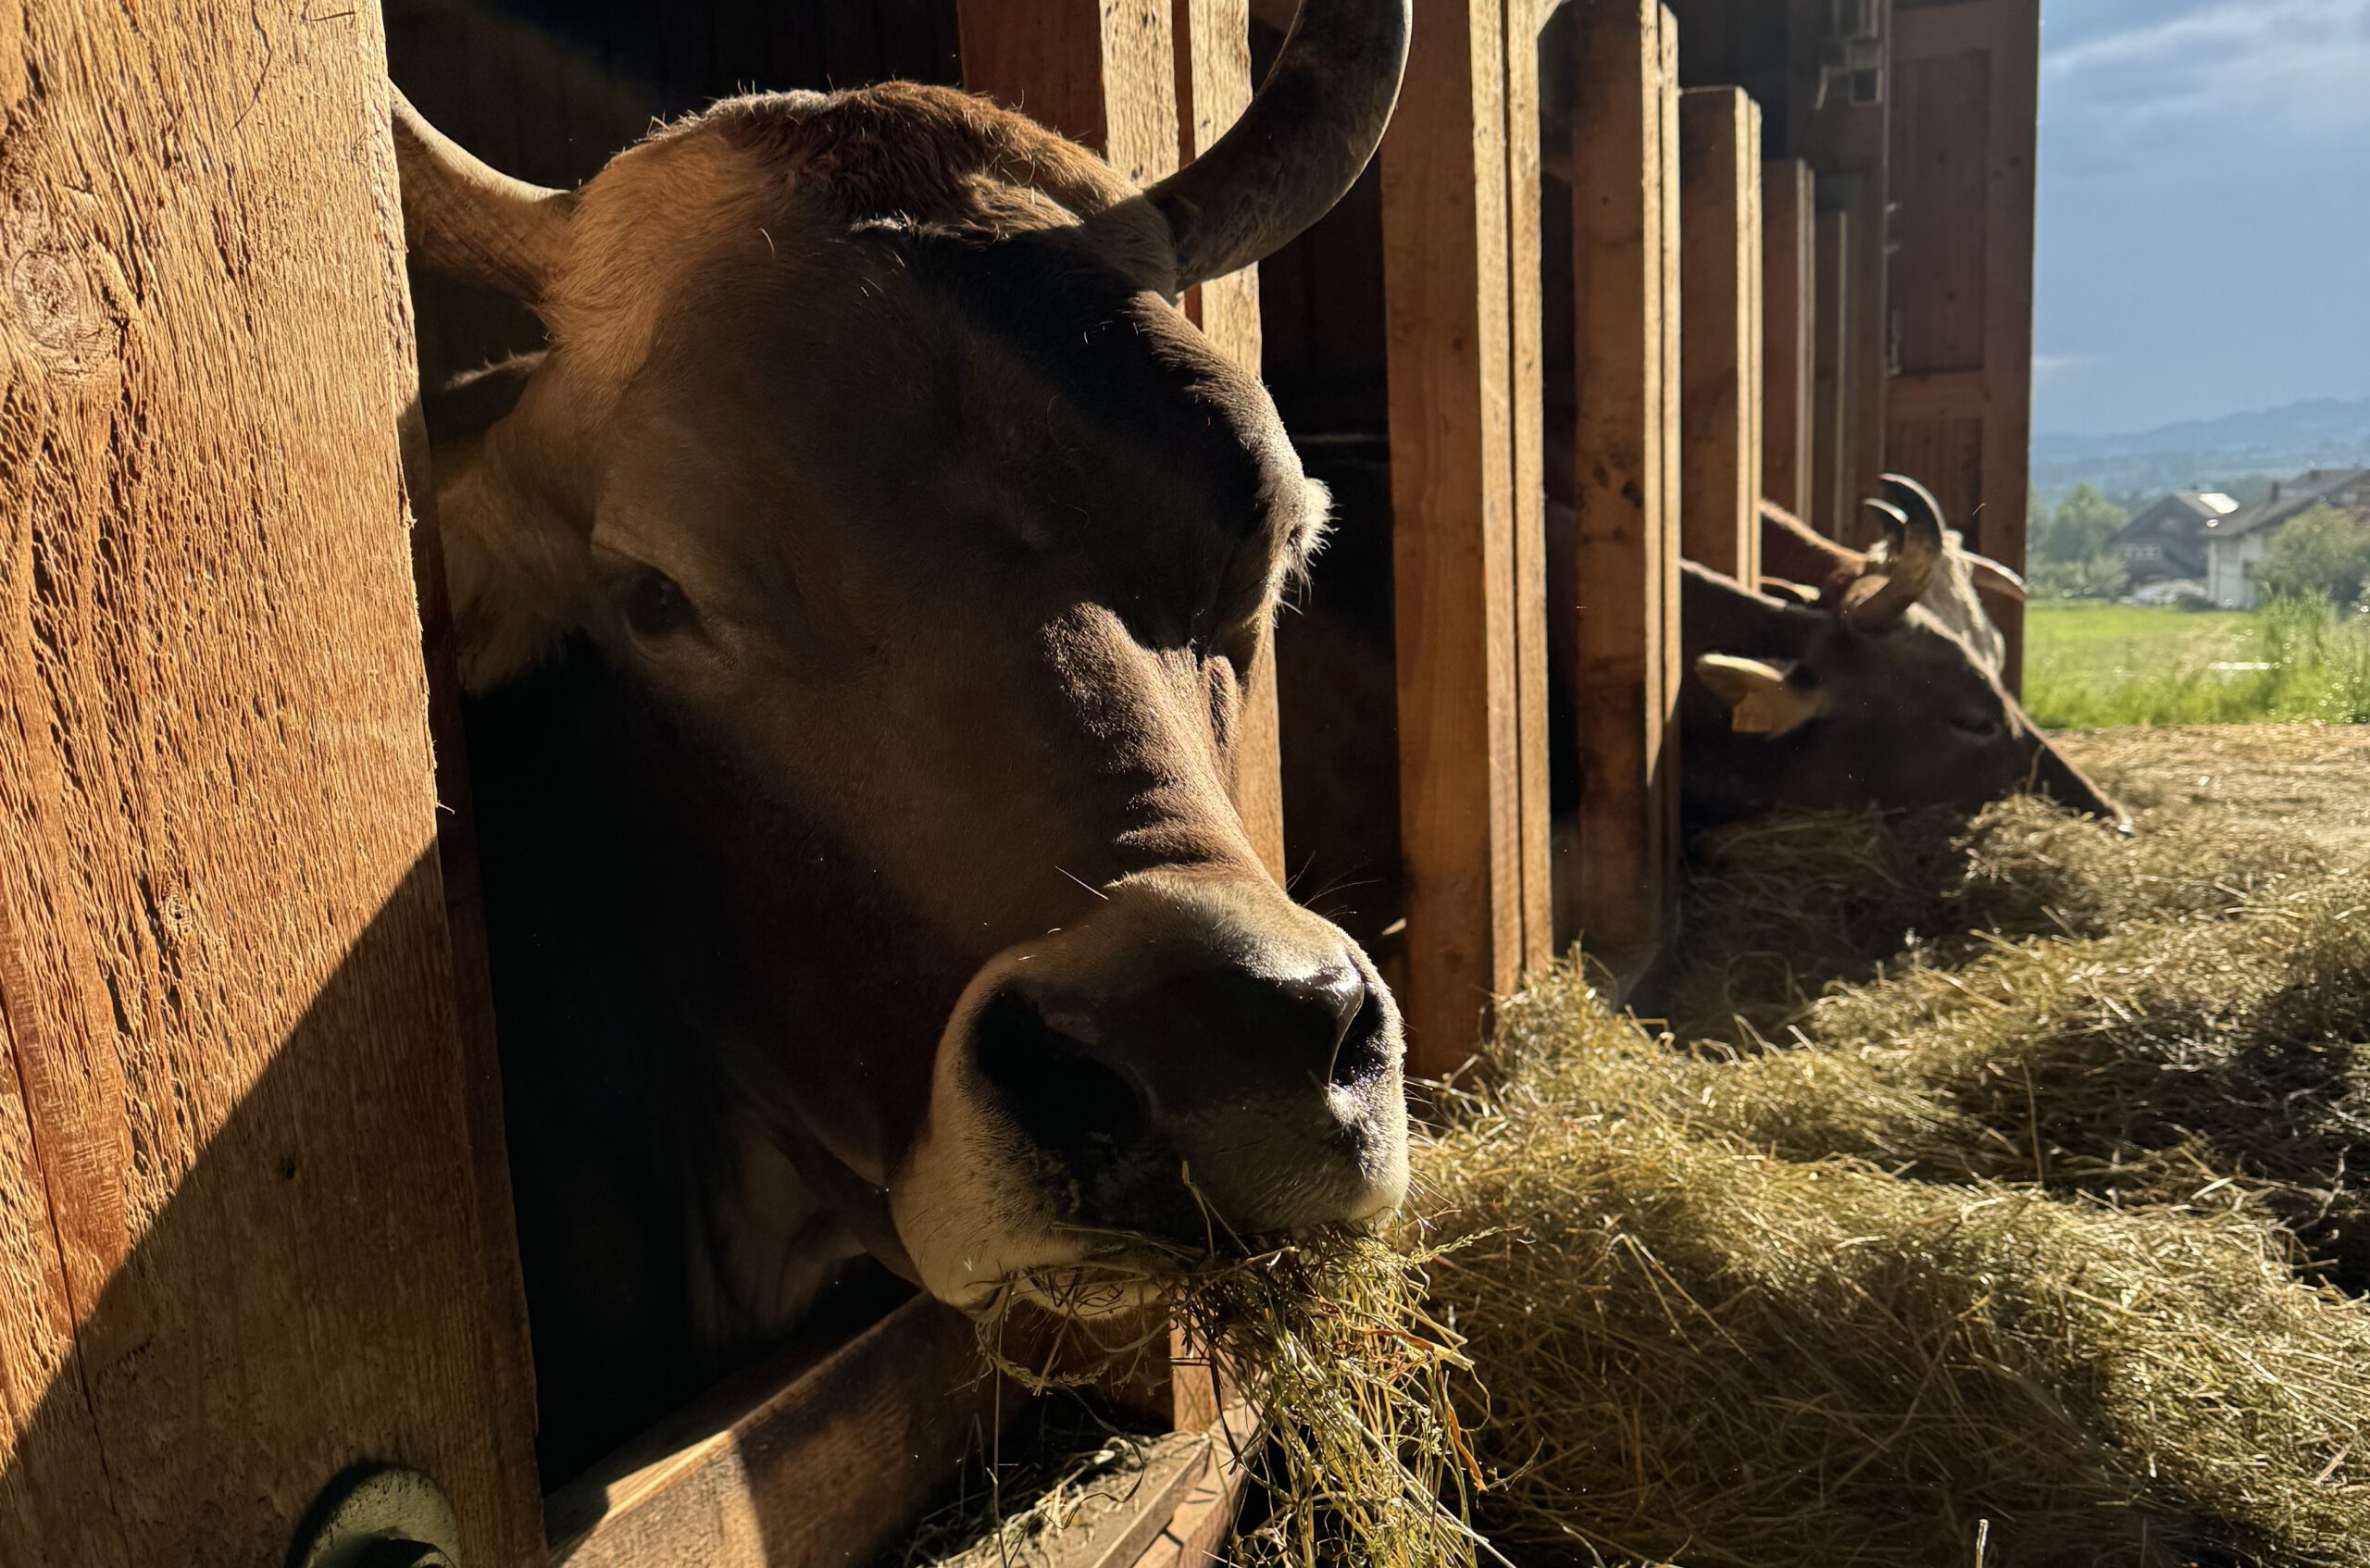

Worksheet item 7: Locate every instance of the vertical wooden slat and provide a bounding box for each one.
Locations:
[1169,0,1266,1446]
[1171,0,1285,881]
[1505,0,1553,976]
[1761,156,1816,518]
[1888,0,2039,691]
[1678,86,1762,583]
[1380,0,1528,1076]
[1811,205,1852,534]
[1787,0,1891,540]
[0,7,544,1565]
[1559,0,1682,960]
[958,0,1179,181]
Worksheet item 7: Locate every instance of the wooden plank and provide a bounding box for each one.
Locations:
[1678,87,1763,582]
[1889,0,2038,691]
[1380,0,1530,1076]
[1787,0,1891,539]
[1810,205,1852,534]
[1760,157,1816,516]
[1506,0,1554,977]
[549,1297,1002,1568]
[0,6,543,1566]
[1171,0,1286,883]
[1117,1407,1254,1568]
[958,0,1180,184]
[1558,0,1682,958]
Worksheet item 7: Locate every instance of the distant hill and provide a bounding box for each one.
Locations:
[2033,396,2370,501]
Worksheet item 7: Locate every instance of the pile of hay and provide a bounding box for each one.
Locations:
[971,1230,1491,1568]
[1432,957,2370,1566]
[1416,725,2370,1566]
[919,728,2370,1568]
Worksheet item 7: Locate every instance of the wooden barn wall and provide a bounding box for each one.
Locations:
[0,5,546,1565]
[385,0,964,389]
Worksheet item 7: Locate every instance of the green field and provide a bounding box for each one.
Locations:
[2024,599,2370,728]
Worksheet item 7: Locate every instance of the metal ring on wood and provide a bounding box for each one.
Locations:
[286,1463,465,1568]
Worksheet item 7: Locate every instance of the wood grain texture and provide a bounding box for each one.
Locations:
[0,5,542,1566]
[959,0,1180,184]
[1558,0,1682,958]
[1380,0,1530,1076]
[1890,0,2037,691]
[1786,0,1891,539]
[1760,157,1815,516]
[1172,0,1285,883]
[1505,0,1554,977]
[1811,205,1852,534]
[548,1297,1000,1568]
[1678,87,1762,583]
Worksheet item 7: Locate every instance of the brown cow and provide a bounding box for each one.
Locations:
[1758,474,2027,677]
[1676,521,2125,828]
[398,0,1413,1473]
[1270,472,2120,974]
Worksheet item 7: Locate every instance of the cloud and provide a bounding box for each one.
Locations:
[2032,352,2098,386]
[2044,0,2370,154]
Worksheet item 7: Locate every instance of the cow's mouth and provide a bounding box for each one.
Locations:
[891,867,1411,1316]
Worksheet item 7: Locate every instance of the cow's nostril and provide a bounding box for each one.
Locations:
[1328,978,1391,1089]
[1280,962,1383,1085]
[972,988,1150,1160]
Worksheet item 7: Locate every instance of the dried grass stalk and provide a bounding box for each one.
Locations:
[974,1228,1495,1568]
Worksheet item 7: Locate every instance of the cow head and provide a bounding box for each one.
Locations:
[1758,475,2027,677]
[394,0,1413,1313]
[1688,496,2127,828]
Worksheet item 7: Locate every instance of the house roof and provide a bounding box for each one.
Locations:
[2114,491,2239,547]
[2205,467,2370,541]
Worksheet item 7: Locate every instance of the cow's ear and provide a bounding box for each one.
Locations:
[1695,653,1827,737]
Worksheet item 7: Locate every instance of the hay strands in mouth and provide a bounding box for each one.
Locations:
[969,1223,1504,1568]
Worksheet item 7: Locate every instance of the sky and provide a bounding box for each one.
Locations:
[2032,0,2370,436]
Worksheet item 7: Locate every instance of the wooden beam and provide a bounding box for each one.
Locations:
[0,10,545,1567]
[1787,0,1892,540]
[1678,86,1763,583]
[958,0,1179,183]
[1761,156,1815,516]
[1811,205,1852,534]
[1887,0,2039,692]
[1507,0,1554,978]
[548,1298,1004,1568]
[1558,0,1682,959]
[1170,0,1286,880]
[1380,0,1535,1076]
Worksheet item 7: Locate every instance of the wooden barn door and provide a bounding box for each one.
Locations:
[0,6,544,1568]
[1886,0,2039,687]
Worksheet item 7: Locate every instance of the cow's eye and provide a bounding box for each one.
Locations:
[1949,714,2001,740]
[624,568,698,639]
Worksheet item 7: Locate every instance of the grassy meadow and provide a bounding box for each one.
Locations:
[2024,598,2370,728]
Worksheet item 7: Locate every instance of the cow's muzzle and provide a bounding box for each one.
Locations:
[891,865,1410,1310]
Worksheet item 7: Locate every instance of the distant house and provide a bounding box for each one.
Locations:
[2111,491,2237,582]
[2203,467,2370,608]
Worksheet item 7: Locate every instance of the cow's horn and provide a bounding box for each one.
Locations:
[1965,551,2028,604]
[1878,472,1951,580]
[1148,0,1412,287]
[390,88,575,305]
[1841,498,1940,633]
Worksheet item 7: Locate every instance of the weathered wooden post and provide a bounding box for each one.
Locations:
[1678,84,1765,584]
[1885,0,2039,688]
[1558,0,1684,967]
[1762,157,1817,519]
[1378,0,1553,1076]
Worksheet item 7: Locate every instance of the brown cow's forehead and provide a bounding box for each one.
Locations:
[621,224,1306,601]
